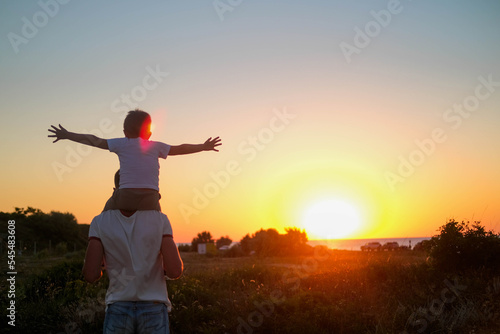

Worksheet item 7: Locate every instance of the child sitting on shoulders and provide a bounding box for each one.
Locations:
[48,109,221,212]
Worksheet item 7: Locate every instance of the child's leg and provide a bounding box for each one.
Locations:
[102,189,118,212]
[115,188,161,211]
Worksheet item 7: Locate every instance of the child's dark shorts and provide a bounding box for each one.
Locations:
[102,188,161,212]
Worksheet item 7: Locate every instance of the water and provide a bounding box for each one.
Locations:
[307,237,431,251]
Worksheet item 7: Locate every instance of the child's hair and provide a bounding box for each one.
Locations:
[124,109,151,138]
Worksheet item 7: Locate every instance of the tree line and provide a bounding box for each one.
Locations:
[2,207,499,271]
[0,207,88,255]
[184,227,311,257]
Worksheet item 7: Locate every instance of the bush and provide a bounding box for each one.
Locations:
[239,227,309,257]
[429,220,500,272]
[35,249,50,259]
[412,239,435,253]
[191,231,214,252]
[4,259,108,334]
[177,244,192,252]
[55,242,68,255]
[221,244,245,257]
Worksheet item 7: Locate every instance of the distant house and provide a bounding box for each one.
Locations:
[197,243,216,255]
[197,243,207,254]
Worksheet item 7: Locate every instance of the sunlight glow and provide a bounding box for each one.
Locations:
[302,199,362,239]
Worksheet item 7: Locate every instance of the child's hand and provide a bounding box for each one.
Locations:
[203,137,222,152]
[48,124,70,143]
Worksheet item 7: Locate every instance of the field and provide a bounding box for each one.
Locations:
[2,249,500,333]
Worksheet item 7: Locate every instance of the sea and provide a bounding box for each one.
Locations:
[307,237,431,251]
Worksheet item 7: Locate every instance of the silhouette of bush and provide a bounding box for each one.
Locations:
[191,231,214,252]
[0,207,87,254]
[412,239,435,253]
[216,235,232,249]
[55,242,68,255]
[9,259,106,334]
[238,227,309,256]
[177,243,192,252]
[221,244,245,257]
[429,220,500,272]
[35,249,50,259]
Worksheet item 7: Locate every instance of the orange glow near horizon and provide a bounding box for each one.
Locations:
[254,156,391,242]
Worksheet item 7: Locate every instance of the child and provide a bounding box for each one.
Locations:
[48,109,221,211]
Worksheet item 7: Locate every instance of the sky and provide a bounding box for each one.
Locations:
[1,0,499,243]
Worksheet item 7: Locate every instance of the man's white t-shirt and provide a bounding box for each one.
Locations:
[107,137,171,191]
[88,210,173,310]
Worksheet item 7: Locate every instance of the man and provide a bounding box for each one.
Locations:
[83,173,183,334]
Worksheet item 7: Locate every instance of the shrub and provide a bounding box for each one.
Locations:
[191,231,214,252]
[35,249,50,259]
[412,239,435,253]
[221,244,245,257]
[55,242,68,255]
[216,235,232,249]
[239,227,310,257]
[177,244,192,252]
[429,220,500,272]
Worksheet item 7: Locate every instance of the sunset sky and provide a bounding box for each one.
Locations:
[1,1,499,243]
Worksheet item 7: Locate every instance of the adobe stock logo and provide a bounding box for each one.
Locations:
[400,277,467,334]
[51,65,168,182]
[385,74,499,191]
[339,0,409,64]
[178,107,296,224]
[213,0,244,21]
[7,0,72,54]
[230,246,331,334]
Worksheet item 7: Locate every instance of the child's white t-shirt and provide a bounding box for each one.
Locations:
[88,210,173,310]
[107,137,171,191]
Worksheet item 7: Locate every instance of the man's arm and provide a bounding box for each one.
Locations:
[83,238,104,283]
[161,236,183,279]
[168,137,221,156]
[48,124,108,149]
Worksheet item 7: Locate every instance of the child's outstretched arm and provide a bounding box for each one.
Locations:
[169,137,221,156]
[48,124,108,149]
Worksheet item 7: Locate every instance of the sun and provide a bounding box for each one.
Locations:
[301,199,362,239]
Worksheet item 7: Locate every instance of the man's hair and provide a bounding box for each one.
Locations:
[123,109,151,138]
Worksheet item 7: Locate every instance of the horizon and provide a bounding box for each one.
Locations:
[175,235,432,245]
[1,1,499,244]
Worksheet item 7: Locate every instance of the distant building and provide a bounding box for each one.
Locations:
[197,243,206,254]
[197,243,216,255]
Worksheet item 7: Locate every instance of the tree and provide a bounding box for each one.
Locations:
[251,228,281,256]
[429,220,500,272]
[0,207,86,254]
[216,235,232,249]
[177,244,191,252]
[240,234,252,255]
[412,239,434,253]
[191,231,214,252]
[239,227,310,257]
[282,227,309,255]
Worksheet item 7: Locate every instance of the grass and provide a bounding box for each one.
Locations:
[1,250,499,333]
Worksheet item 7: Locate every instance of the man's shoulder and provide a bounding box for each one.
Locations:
[135,211,171,228]
[91,210,117,223]
[93,210,169,222]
